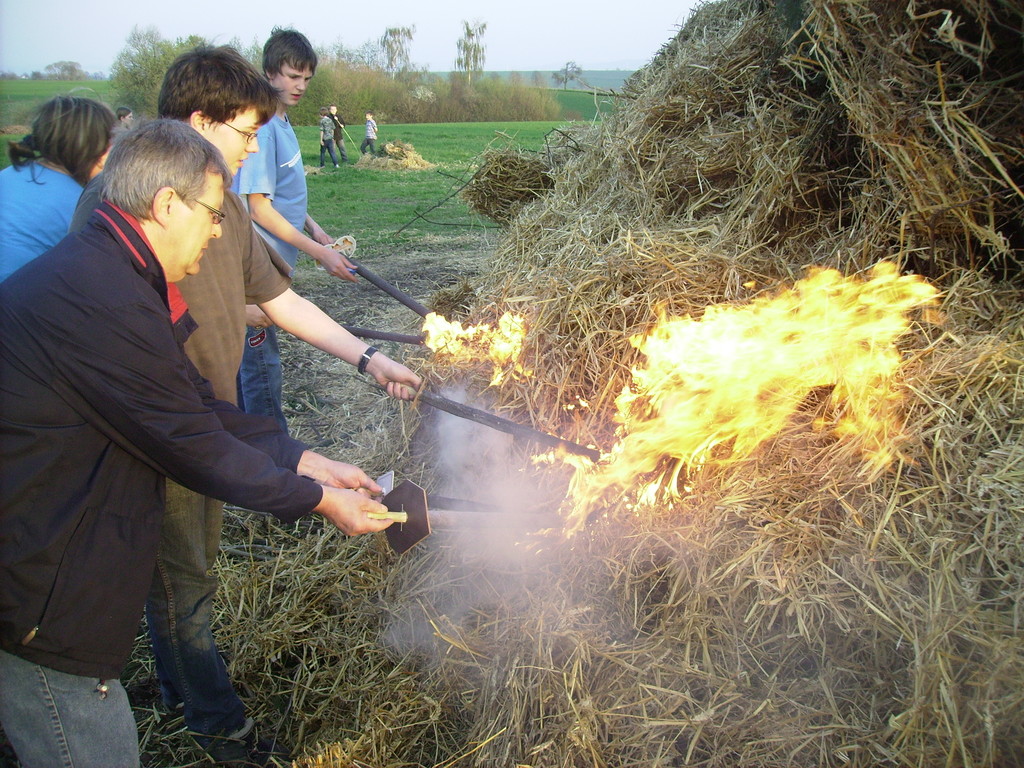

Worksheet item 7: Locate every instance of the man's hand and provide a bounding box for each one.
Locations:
[306,220,333,246]
[314,486,392,535]
[297,451,381,493]
[244,304,273,328]
[309,242,357,281]
[364,353,422,401]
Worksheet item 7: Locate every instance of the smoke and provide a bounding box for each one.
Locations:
[381,387,562,660]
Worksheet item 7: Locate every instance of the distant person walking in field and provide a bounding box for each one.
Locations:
[0,95,115,282]
[318,106,339,168]
[360,110,377,155]
[329,103,348,162]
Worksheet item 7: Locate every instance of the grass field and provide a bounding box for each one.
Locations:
[0,79,112,128]
[0,115,574,249]
[303,121,567,248]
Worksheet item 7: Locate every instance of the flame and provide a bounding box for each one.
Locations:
[567,262,939,523]
[422,311,530,385]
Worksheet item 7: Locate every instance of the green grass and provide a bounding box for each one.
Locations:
[297,121,568,248]
[551,89,621,121]
[0,114,575,255]
[0,79,113,127]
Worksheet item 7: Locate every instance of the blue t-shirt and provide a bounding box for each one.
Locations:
[0,163,83,282]
[233,114,307,268]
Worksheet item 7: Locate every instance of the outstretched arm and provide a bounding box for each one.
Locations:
[259,288,422,400]
[245,193,357,281]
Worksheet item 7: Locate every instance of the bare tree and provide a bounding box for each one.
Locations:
[552,61,582,89]
[454,20,487,85]
[380,26,415,78]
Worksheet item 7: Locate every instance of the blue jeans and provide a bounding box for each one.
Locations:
[145,481,247,748]
[319,138,339,167]
[237,324,288,432]
[0,648,138,767]
[361,138,375,155]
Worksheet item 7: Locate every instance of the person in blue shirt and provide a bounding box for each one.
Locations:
[233,28,358,429]
[0,96,116,282]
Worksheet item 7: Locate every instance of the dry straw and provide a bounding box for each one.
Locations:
[196,1,1024,766]
[356,140,436,171]
[460,146,555,224]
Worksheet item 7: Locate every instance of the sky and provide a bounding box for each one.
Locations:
[0,0,704,77]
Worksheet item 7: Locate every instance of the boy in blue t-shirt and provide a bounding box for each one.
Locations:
[233,28,358,428]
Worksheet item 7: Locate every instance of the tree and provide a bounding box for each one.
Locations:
[454,20,486,85]
[43,61,87,80]
[110,26,208,117]
[380,26,415,79]
[552,61,582,89]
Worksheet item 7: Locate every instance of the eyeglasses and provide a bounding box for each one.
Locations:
[194,199,225,225]
[221,122,259,144]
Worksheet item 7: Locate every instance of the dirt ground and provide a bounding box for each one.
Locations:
[279,230,497,459]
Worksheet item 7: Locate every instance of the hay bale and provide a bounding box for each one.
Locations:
[355,140,436,170]
[461,147,555,225]
[210,2,1024,766]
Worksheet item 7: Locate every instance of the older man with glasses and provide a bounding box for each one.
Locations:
[0,119,397,768]
[70,46,420,765]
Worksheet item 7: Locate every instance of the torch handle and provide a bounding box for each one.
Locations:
[414,389,601,462]
[343,325,425,345]
[350,261,431,318]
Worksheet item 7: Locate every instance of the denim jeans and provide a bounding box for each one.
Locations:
[319,138,339,167]
[145,481,247,748]
[0,648,138,767]
[237,324,288,432]
[361,138,375,155]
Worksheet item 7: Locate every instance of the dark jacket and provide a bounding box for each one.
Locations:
[0,202,323,679]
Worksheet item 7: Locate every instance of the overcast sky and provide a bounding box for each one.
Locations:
[0,0,704,76]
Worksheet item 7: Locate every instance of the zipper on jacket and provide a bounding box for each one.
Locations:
[20,626,39,644]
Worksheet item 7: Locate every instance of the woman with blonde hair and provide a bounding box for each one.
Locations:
[0,95,116,281]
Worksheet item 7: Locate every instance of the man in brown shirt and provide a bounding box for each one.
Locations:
[72,46,420,765]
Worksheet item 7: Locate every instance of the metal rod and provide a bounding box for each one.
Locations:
[350,260,431,318]
[414,389,601,462]
[342,325,425,345]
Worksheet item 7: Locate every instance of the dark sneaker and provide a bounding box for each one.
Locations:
[199,717,290,767]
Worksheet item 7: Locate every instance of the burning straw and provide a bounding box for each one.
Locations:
[201,1,1024,766]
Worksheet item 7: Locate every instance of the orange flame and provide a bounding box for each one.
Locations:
[422,311,530,385]
[567,262,939,523]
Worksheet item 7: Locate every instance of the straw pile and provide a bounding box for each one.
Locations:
[355,140,436,170]
[208,1,1023,766]
[460,146,555,224]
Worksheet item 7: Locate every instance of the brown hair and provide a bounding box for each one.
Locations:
[158,45,277,126]
[262,27,317,76]
[8,96,116,186]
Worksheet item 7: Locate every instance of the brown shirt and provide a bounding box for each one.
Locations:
[176,191,291,402]
[72,181,291,403]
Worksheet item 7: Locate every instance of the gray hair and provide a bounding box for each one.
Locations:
[102,119,230,220]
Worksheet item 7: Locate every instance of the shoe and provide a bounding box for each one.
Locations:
[199,717,290,767]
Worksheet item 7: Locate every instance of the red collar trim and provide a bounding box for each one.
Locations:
[96,204,190,323]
